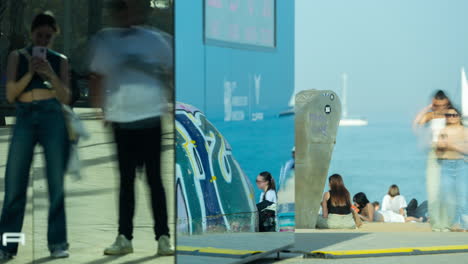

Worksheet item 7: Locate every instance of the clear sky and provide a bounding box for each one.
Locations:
[296,0,468,123]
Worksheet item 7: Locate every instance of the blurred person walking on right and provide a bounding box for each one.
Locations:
[436,106,468,232]
[88,0,174,255]
[413,90,452,231]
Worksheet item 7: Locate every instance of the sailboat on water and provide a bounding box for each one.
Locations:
[278,74,368,126]
[277,93,295,117]
[461,67,468,122]
[339,73,368,126]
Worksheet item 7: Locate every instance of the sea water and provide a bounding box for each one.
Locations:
[212,116,429,206]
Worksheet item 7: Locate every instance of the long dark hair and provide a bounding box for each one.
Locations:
[328,174,351,207]
[259,171,276,193]
[353,192,370,210]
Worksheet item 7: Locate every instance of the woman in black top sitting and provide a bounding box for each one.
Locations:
[0,12,71,260]
[317,174,357,229]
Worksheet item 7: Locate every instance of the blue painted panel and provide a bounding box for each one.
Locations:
[176,0,294,121]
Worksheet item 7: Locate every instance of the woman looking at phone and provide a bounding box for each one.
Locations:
[0,12,71,260]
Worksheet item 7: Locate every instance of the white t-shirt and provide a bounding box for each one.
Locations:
[89,26,173,122]
[375,210,405,223]
[430,118,446,143]
[381,194,407,214]
[259,190,277,203]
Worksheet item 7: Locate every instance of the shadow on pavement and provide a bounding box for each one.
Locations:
[293,232,369,252]
[31,188,116,199]
[24,256,65,264]
[116,255,163,264]
[82,255,134,264]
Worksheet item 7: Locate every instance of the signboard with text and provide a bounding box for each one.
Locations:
[205,0,276,49]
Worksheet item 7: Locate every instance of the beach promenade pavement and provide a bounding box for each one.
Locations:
[0,108,175,264]
[177,224,468,264]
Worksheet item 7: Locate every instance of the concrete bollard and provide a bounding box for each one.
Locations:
[295,90,341,229]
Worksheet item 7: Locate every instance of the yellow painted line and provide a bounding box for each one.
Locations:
[313,248,413,256]
[177,246,264,256]
[417,245,468,251]
[310,245,468,257]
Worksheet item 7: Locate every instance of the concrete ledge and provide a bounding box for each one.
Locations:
[177,246,264,258]
[177,244,293,264]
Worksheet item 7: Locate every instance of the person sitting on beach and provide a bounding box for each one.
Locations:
[317,174,357,229]
[256,171,277,232]
[406,199,428,222]
[353,192,375,222]
[372,201,380,211]
[377,185,423,223]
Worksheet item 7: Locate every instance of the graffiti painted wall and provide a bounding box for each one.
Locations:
[175,103,257,235]
[175,0,294,234]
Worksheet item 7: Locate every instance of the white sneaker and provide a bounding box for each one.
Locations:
[51,249,69,258]
[157,235,174,256]
[104,234,133,255]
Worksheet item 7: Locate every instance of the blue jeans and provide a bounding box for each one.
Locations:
[439,159,468,229]
[0,99,70,255]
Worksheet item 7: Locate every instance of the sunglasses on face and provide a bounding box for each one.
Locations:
[445,113,460,118]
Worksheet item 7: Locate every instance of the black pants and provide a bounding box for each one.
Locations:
[407,199,428,220]
[112,117,169,241]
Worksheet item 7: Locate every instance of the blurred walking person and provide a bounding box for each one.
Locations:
[436,106,468,232]
[413,90,452,231]
[88,0,174,255]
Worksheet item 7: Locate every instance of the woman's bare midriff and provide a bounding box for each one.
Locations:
[17,89,55,102]
[437,152,464,160]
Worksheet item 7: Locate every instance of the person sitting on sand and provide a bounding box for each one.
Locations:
[377,185,423,223]
[372,201,380,211]
[317,174,357,229]
[353,192,375,222]
[406,199,429,222]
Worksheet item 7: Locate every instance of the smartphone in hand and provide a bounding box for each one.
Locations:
[32,46,47,60]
